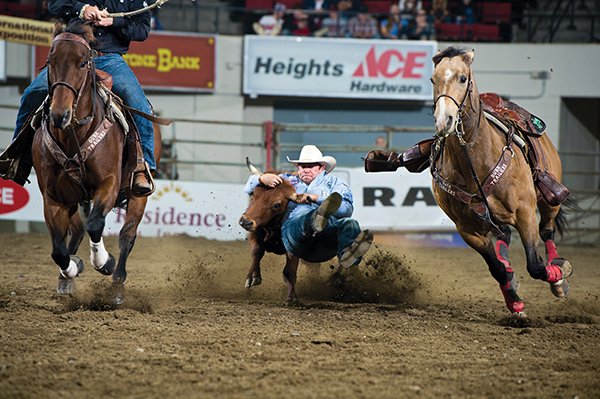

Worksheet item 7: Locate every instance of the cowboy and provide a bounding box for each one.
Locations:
[0,0,154,196]
[244,144,373,268]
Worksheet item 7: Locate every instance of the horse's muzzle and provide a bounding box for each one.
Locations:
[50,108,72,130]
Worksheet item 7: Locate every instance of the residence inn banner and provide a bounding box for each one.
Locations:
[243,36,436,100]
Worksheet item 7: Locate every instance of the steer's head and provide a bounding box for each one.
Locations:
[239,158,298,232]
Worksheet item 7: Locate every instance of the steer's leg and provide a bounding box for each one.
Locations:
[283,255,300,303]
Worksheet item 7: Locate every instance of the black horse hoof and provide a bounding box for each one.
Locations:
[95,253,116,276]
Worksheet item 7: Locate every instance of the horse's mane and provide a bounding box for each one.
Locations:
[432,46,470,65]
[55,19,100,49]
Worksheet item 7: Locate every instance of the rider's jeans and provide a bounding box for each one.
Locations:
[281,208,362,264]
[14,53,156,170]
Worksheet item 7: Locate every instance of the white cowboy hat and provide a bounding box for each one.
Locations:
[287,145,337,173]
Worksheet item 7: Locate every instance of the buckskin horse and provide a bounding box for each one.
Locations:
[31,21,163,295]
[426,46,574,315]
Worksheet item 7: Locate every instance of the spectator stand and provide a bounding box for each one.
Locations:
[0,1,38,19]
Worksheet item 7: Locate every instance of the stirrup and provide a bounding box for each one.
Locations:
[129,161,155,197]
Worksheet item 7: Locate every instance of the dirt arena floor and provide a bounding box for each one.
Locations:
[0,232,598,399]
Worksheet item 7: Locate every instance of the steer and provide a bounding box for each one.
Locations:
[239,158,308,303]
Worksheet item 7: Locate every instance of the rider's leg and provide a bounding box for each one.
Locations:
[96,54,155,170]
[96,54,155,196]
[14,68,48,140]
[0,69,48,182]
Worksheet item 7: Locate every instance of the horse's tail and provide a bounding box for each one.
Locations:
[555,196,581,238]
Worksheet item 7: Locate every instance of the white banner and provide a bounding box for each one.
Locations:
[1,169,456,240]
[243,36,436,100]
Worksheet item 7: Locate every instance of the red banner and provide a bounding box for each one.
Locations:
[35,31,216,92]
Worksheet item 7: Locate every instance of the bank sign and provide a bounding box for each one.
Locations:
[243,36,436,100]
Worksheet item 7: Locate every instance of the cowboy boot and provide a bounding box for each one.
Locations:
[130,139,155,197]
[312,192,342,235]
[364,138,434,173]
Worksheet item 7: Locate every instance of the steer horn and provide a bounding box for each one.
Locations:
[246,157,261,175]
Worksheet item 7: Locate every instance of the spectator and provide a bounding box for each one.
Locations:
[303,0,331,12]
[407,8,436,39]
[253,3,286,36]
[348,4,379,39]
[399,0,422,15]
[453,0,478,25]
[151,9,164,31]
[374,136,387,147]
[429,0,452,25]
[380,3,408,39]
[332,0,360,12]
[283,6,318,36]
[315,4,349,37]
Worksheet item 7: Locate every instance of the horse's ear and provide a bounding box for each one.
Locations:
[53,20,63,37]
[462,50,475,66]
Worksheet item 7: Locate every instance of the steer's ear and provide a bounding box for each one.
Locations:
[246,157,262,175]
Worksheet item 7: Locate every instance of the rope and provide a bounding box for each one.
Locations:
[105,0,172,18]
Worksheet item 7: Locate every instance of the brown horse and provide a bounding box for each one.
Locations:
[31,21,161,295]
[430,46,572,315]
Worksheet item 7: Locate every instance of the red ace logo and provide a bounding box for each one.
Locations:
[353,47,427,79]
[0,179,29,214]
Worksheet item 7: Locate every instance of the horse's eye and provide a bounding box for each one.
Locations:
[460,75,468,84]
[430,77,435,85]
[79,60,87,69]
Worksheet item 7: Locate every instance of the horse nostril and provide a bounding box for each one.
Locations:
[61,110,72,128]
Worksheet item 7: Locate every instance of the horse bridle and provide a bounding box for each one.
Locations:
[431,66,508,239]
[47,32,97,126]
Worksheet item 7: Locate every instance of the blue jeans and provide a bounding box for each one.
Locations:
[281,209,361,264]
[14,53,155,170]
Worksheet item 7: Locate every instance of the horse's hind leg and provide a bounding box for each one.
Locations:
[457,225,524,314]
[538,201,573,297]
[86,199,116,276]
[112,196,148,284]
[67,206,85,255]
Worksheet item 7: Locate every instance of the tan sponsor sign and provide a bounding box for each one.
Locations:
[124,32,216,91]
[0,15,54,47]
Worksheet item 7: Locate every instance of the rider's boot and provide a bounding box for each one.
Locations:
[364,138,434,173]
[130,138,155,197]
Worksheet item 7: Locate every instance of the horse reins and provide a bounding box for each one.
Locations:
[431,68,511,239]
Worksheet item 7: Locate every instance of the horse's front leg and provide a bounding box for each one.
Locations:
[282,255,300,304]
[457,223,523,314]
[112,196,148,284]
[246,238,264,288]
[44,200,84,294]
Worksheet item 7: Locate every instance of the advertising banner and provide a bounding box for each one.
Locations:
[0,15,54,47]
[1,168,456,240]
[243,36,436,100]
[34,31,216,92]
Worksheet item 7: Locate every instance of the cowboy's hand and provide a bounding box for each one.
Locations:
[295,193,318,204]
[94,13,114,27]
[259,173,282,187]
[82,6,106,22]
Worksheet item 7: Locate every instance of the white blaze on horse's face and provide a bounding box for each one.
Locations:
[431,55,472,139]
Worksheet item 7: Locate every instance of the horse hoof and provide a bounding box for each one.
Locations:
[57,274,75,295]
[95,254,116,276]
[549,258,572,298]
[245,277,262,288]
[551,278,570,298]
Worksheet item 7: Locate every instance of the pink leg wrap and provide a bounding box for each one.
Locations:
[545,264,563,284]
[545,240,559,264]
